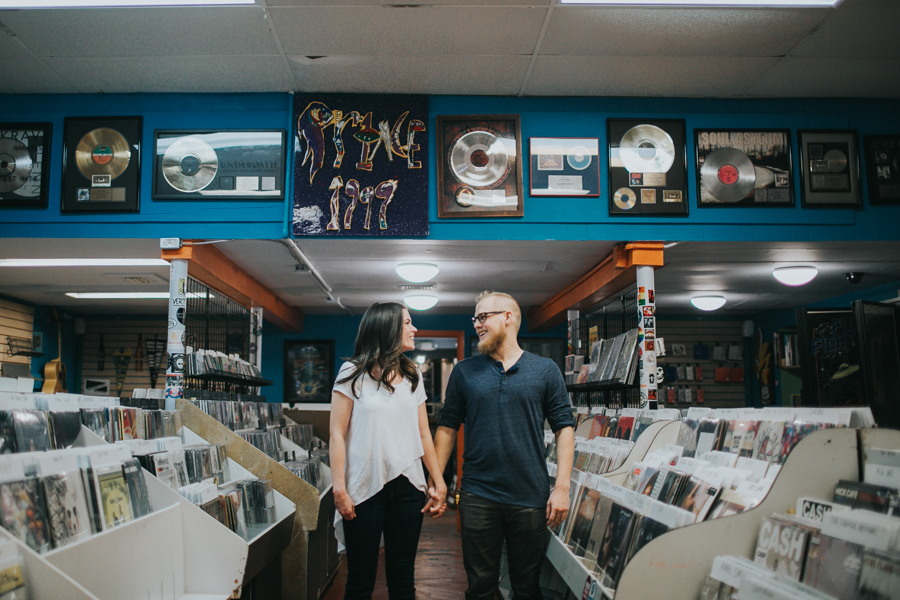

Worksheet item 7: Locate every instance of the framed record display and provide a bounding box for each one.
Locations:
[607,119,688,216]
[798,130,861,207]
[436,115,523,218]
[529,137,600,197]
[0,123,51,209]
[61,116,141,213]
[695,129,793,207]
[292,94,429,237]
[863,134,900,205]
[152,129,286,200]
[283,339,334,404]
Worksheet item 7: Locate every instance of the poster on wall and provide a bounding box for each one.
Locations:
[284,340,334,404]
[694,129,793,207]
[292,94,428,236]
[607,119,688,216]
[0,122,51,209]
[61,116,141,213]
[152,129,286,200]
[863,134,900,205]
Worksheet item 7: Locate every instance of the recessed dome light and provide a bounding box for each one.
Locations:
[404,295,438,311]
[773,266,818,286]
[691,296,726,311]
[396,263,439,283]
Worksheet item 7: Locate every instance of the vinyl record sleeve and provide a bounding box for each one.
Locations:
[122,458,152,519]
[802,533,863,599]
[568,487,602,557]
[43,470,92,548]
[596,502,637,589]
[694,129,793,207]
[12,409,51,453]
[0,477,51,553]
[608,119,688,216]
[93,463,133,530]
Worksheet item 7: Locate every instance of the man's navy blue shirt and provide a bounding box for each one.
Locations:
[438,350,574,508]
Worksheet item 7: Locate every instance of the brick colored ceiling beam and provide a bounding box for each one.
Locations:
[161,241,304,333]
[527,242,664,333]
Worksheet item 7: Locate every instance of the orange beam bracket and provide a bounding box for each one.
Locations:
[161,242,305,333]
[527,242,664,333]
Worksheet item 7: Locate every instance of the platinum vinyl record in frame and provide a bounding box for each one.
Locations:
[0,123,51,209]
[607,119,687,216]
[529,137,600,197]
[798,130,861,207]
[153,130,286,200]
[695,129,793,207]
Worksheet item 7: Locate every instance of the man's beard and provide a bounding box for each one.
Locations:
[477,328,506,356]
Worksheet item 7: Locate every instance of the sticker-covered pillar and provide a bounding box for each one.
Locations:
[165,258,187,410]
[636,265,657,410]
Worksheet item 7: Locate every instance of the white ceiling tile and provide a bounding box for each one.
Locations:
[289,54,530,95]
[0,7,280,58]
[0,55,75,93]
[788,0,900,59]
[746,57,900,99]
[525,56,780,97]
[541,6,830,57]
[46,56,294,93]
[270,6,547,55]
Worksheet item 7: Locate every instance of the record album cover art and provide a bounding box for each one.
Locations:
[94,464,133,530]
[43,470,92,548]
[292,94,429,236]
[0,122,52,209]
[0,477,50,553]
[596,502,637,589]
[61,116,141,213]
[12,409,51,453]
[123,458,152,519]
[695,129,793,206]
[608,119,688,216]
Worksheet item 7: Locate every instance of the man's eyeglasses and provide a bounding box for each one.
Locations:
[471,311,505,325]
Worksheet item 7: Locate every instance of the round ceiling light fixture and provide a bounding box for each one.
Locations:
[404,295,438,311]
[395,263,439,283]
[691,295,726,311]
[772,266,818,286]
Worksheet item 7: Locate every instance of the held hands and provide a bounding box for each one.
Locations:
[546,486,569,528]
[334,487,356,521]
[422,477,448,519]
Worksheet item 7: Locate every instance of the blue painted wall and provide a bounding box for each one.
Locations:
[1,93,899,242]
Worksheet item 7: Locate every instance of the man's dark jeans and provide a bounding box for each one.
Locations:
[458,490,550,600]
[342,475,426,600]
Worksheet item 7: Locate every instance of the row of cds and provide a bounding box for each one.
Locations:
[185,348,264,380]
[187,398,284,432]
[237,430,283,463]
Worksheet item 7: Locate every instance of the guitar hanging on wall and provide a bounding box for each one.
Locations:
[42,307,68,394]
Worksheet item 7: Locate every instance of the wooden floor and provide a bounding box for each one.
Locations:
[320,509,468,600]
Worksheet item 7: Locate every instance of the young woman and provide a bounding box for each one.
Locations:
[329,302,447,600]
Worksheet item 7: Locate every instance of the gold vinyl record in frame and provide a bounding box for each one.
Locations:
[75,127,131,180]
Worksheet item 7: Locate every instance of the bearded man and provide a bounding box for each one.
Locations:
[432,290,575,600]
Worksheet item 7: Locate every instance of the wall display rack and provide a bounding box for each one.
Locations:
[545,425,896,600]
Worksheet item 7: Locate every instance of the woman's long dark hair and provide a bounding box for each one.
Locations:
[336,302,419,398]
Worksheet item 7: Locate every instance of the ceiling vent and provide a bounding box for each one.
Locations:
[399,284,435,291]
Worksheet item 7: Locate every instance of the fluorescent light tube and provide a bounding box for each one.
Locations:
[0,258,170,267]
[560,1,842,6]
[67,292,213,299]
[2,0,254,7]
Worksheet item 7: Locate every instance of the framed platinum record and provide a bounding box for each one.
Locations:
[152,129,286,200]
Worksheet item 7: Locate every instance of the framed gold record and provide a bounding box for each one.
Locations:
[436,115,523,218]
[607,119,687,216]
[62,116,141,213]
[0,122,51,209]
[798,130,861,207]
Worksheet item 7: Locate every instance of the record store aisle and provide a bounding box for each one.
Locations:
[320,509,468,600]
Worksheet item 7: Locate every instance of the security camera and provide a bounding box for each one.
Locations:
[846,272,864,284]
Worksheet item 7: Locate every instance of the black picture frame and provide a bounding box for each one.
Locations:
[795,307,864,408]
[152,129,286,200]
[436,114,524,219]
[61,116,141,213]
[283,339,335,404]
[0,122,52,209]
[607,118,688,216]
[694,128,793,207]
[863,134,900,205]
[529,137,601,197]
[797,129,862,207]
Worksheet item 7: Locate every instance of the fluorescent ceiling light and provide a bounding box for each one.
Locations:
[691,296,726,311]
[404,295,438,311]
[0,258,169,267]
[560,1,842,6]
[395,263,440,283]
[773,266,818,286]
[2,0,254,7]
[67,292,214,299]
